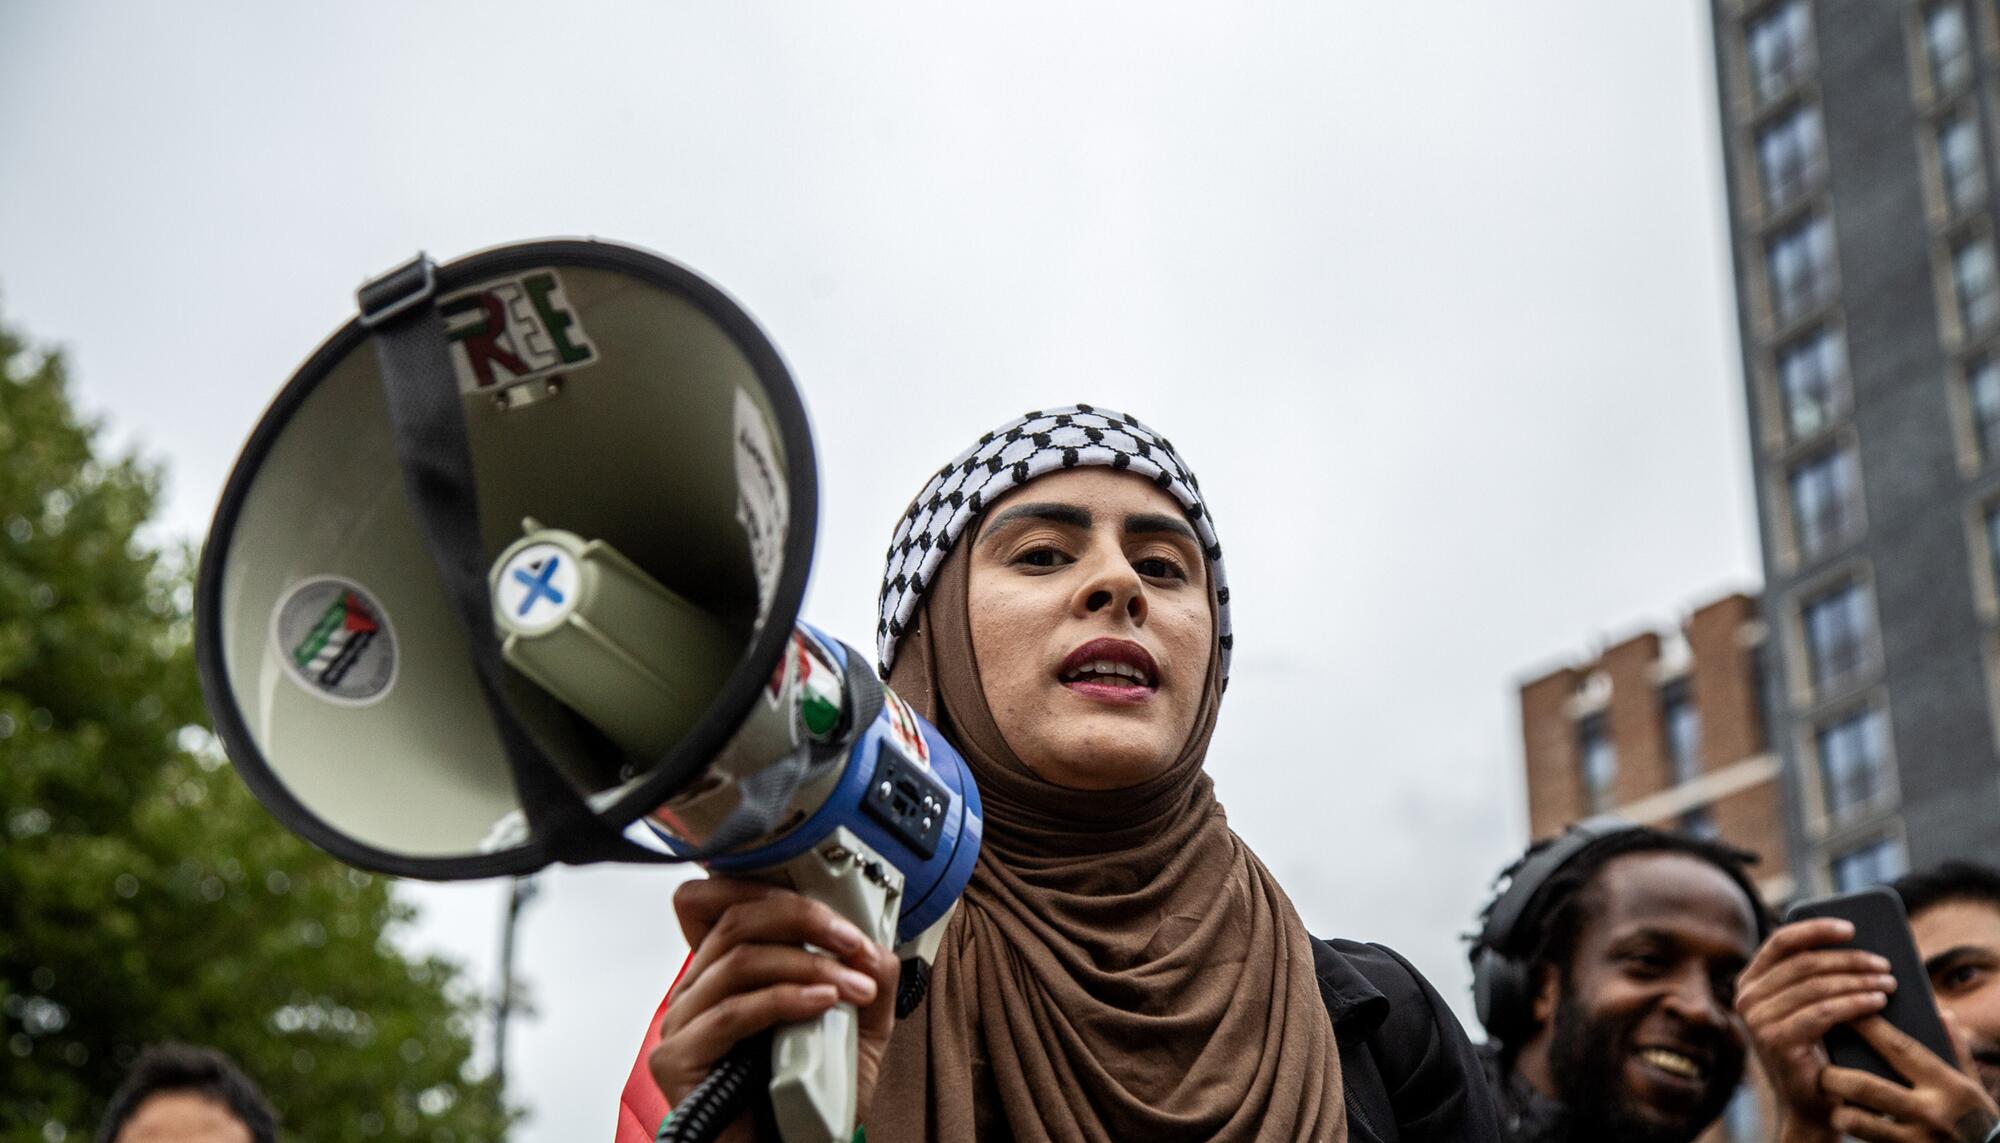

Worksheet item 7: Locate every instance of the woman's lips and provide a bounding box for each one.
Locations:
[1057,638,1159,705]
[1063,678,1155,704]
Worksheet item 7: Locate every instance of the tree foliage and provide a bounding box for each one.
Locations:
[0,305,515,1141]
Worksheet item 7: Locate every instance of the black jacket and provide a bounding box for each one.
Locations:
[1313,937,1502,1143]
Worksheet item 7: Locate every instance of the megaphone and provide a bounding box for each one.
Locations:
[193,239,981,1142]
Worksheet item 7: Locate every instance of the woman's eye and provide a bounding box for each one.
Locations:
[1134,557,1187,580]
[1016,547,1070,569]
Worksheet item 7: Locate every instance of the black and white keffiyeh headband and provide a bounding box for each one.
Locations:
[876,404,1232,684]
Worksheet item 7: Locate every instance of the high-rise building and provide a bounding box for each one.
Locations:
[1709,0,2000,891]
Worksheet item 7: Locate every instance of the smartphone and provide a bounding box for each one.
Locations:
[1783,886,1958,1084]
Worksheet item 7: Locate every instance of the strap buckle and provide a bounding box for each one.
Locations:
[356,253,438,329]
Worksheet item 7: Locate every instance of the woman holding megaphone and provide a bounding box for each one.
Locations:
[628,406,1498,1143]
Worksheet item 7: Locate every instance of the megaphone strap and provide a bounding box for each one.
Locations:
[360,253,873,868]
[362,255,633,864]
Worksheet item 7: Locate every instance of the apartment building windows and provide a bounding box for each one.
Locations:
[1984,503,2000,591]
[1816,706,1890,823]
[1830,834,1907,892]
[1578,713,1616,813]
[1938,109,1987,215]
[1748,0,1815,104]
[1788,444,1863,560]
[1971,356,2000,460]
[1681,805,1721,840]
[1924,2,1974,95]
[1954,236,2000,334]
[1663,681,1703,786]
[1777,326,1849,439]
[1770,215,1837,324]
[1801,578,1875,694]
[1759,102,1827,211]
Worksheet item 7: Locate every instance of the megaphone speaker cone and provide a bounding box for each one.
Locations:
[195,240,818,879]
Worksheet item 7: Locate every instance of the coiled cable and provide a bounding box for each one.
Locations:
[657,1031,772,1143]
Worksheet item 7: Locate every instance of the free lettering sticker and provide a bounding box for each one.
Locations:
[439,268,599,395]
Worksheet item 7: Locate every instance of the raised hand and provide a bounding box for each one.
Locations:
[648,877,902,1142]
[1819,1015,1999,1143]
[1737,917,1897,1139]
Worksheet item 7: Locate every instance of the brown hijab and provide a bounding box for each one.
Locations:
[866,531,1346,1142]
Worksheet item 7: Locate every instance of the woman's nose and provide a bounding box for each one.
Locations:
[1078,552,1146,622]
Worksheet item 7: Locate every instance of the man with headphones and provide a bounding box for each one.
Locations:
[1469,819,1774,1143]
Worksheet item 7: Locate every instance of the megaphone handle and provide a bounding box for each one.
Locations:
[751,828,902,1143]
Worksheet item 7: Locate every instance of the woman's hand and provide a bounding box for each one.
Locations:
[648,877,903,1141]
[1736,918,1897,1143]
[1820,1015,2000,1142]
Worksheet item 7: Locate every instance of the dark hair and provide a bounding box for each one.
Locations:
[1477,825,1777,984]
[1893,860,2000,920]
[97,1043,277,1143]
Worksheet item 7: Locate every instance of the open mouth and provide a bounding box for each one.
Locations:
[1058,638,1158,698]
[1635,1047,1705,1081]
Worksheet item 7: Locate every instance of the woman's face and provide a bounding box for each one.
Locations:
[966,467,1213,790]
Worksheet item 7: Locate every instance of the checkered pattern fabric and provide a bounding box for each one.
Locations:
[876,404,1231,683]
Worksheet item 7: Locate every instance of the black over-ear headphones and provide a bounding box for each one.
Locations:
[1471,816,1640,1045]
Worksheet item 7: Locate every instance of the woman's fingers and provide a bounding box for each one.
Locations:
[673,886,873,1008]
[649,982,842,1095]
[668,942,880,1031]
[672,876,787,950]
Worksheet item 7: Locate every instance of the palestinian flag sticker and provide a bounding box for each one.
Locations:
[271,577,398,705]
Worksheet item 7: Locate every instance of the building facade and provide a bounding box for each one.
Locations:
[1518,592,1792,898]
[1709,0,2000,891]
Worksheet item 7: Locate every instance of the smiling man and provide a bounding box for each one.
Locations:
[1472,826,1772,1143]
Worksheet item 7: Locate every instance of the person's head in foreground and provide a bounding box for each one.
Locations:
[1739,859,2000,1143]
[641,405,1500,1143]
[1473,823,1770,1143]
[97,1043,276,1143]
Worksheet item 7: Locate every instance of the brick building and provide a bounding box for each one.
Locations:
[1518,591,1792,901]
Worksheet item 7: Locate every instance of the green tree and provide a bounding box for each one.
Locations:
[0,305,516,1141]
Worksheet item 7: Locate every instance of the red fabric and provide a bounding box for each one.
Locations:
[615,956,692,1143]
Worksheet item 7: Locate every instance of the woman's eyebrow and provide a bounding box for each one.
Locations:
[980,502,1092,542]
[1124,512,1197,543]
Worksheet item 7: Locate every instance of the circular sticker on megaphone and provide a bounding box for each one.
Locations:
[494,542,582,635]
[270,576,398,705]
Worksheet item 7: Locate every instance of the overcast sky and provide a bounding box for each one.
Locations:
[1,2,1761,1137]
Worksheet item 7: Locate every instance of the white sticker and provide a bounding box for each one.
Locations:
[733,389,788,623]
[270,577,398,706]
[438,268,599,395]
[494,542,581,635]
